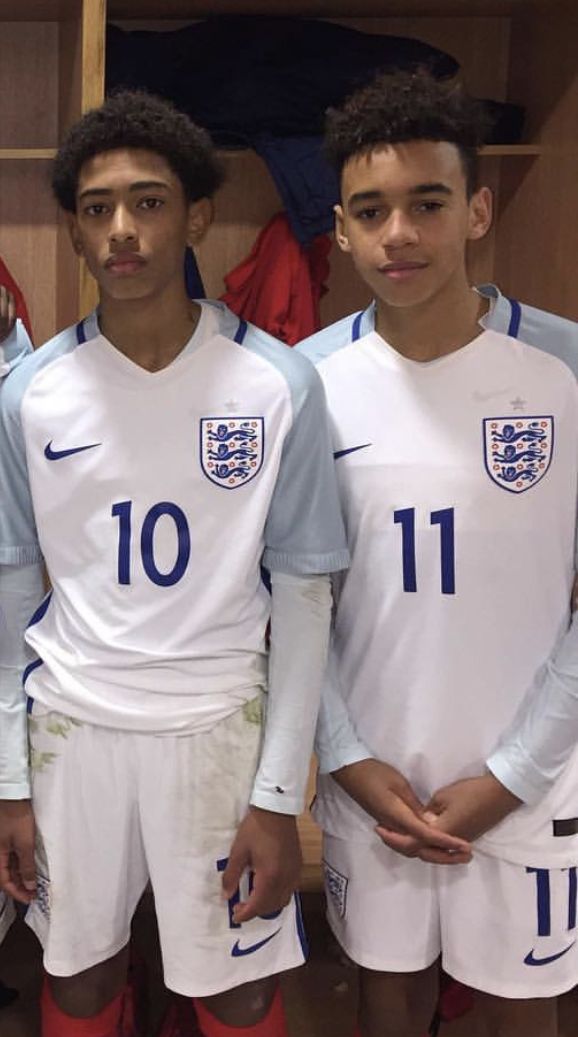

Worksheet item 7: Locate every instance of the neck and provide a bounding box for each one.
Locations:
[99,285,200,371]
[375,277,487,362]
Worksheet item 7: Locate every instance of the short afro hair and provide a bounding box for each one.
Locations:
[325,70,490,198]
[52,90,224,212]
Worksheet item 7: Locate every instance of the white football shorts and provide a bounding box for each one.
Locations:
[323,832,578,998]
[26,697,306,995]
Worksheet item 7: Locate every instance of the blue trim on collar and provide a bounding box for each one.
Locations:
[75,320,87,345]
[351,311,364,342]
[234,319,248,344]
[507,298,522,339]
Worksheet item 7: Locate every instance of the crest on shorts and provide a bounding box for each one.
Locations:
[200,417,264,489]
[323,860,348,919]
[483,416,554,494]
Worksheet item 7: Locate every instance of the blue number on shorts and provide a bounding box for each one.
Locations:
[216,857,283,927]
[393,507,455,594]
[112,500,191,587]
[526,867,578,935]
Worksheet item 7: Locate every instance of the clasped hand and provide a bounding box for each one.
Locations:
[333,759,520,864]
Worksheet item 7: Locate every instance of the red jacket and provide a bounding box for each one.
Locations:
[221,212,330,346]
[0,255,33,340]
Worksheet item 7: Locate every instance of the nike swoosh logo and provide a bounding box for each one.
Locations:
[231,928,281,957]
[524,941,576,966]
[333,443,372,460]
[44,441,101,461]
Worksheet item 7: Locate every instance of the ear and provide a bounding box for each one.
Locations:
[467,185,492,242]
[187,197,214,247]
[67,212,84,256]
[334,204,351,254]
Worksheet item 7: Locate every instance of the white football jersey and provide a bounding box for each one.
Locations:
[298,283,578,376]
[0,300,347,735]
[299,323,578,866]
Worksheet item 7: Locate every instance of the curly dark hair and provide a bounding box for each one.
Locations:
[52,90,224,212]
[325,71,490,198]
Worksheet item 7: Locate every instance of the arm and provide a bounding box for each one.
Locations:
[0,563,44,799]
[486,608,578,804]
[316,654,472,863]
[315,636,374,775]
[0,366,43,901]
[0,563,44,902]
[420,589,578,844]
[222,357,348,920]
[223,570,332,921]
[251,570,332,815]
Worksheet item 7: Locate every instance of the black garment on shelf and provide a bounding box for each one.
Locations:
[252,135,339,245]
[106,17,460,144]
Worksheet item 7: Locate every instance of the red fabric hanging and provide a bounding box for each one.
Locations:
[221,212,331,346]
[0,255,33,340]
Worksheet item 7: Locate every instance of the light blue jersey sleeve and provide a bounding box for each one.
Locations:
[0,323,46,797]
[0,323,79,564]
[315,641,374,773]
[0,323,79,796]
[479,283,578,378]
[0,562,45,797]
[239,339,349,575]
[487,611,578,804]
[0,319,33,377]
[298,318,376,772]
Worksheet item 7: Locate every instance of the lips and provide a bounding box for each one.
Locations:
[105,253,146,275]
[379,261,428,278]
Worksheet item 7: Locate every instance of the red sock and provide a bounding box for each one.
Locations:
[438,977,474,1021]
[41,977,124,1037]
[194,986,287,1037]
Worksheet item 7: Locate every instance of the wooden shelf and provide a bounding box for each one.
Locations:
[0,145,542,163]
[0,149,57,159]
[217,144,543,159]
[0,0,76,19]
[108,0,573,17]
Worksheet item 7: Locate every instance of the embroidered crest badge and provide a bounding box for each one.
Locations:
[483,416,554,494]
[323,860,348,919]
[200,417,264,488]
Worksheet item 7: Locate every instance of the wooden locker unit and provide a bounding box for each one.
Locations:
[1,0,575,336]
[105,0,577,325]
[0,0,104,345]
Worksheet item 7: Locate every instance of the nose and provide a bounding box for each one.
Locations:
[109,204,137,244]
[382,209,419,250]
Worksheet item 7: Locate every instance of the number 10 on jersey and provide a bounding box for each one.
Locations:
[112,500,191,587]
[394,508,455,595]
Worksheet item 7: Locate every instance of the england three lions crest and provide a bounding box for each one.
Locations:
[200,417,264,489]
[483,416,554,494]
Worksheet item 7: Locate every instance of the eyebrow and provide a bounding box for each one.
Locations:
[78,180,171,200]
[347,182,453,207]
[410,182,453,196]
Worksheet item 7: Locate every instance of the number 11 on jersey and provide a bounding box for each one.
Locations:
[394,507,456,595]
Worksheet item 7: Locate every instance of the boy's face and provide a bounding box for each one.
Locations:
[335,140,491,311]
[67,148,211,302]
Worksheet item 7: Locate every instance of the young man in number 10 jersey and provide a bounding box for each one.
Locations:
[298,71,578,1037]
[0,92,354,1037]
